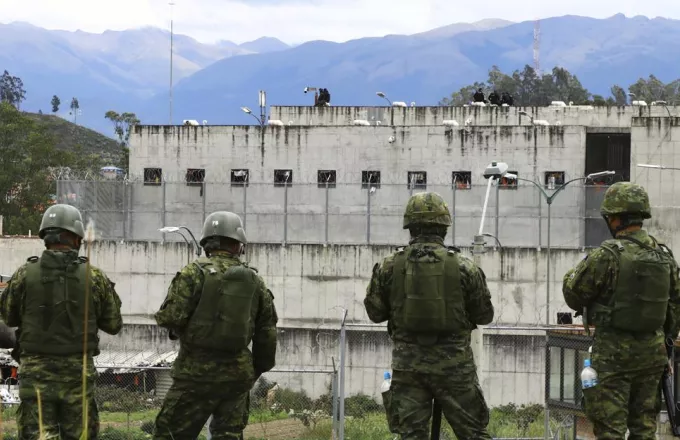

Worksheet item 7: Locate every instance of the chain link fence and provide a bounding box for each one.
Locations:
[52,176,624,248]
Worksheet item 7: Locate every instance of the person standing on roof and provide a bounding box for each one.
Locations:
[563,182,680,439]
[364,192,495,439]
[0,204,123,439]
[153,211,278,440]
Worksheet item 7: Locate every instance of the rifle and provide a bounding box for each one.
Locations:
[430,399,442,439]
[662,336,680,436]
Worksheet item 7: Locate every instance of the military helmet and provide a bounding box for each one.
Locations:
[199,211,247,246]
[600,182,652,219]
[403,192,452,229]
[38,204,85,239]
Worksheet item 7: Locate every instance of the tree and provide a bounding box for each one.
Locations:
[0,102,74,235]
[628,75,680,104]
[104,110,140,172]
[610,85,628,106]
[51,95,61,113]
[70,97,80,124]
[0,70,26,109]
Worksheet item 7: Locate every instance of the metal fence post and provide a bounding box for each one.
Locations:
[366,186,371,244]
[202,181,207,223]
[495,180,500,241]
[242,183,247,230]
[339,309,348,440]
[325,183,330,245]
[161,181,167,234]
[331,357,339,440]
[283,182,288,245]
[538,189,543,248]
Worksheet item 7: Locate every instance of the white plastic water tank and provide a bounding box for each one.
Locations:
[533,120,550,126]
[392,101,407,107]
[268,119,284,126]
[550,101,567,107]
[182,120,199,126]
[353,119,371,126]
[442,120,460,126]
[632,100,648,106]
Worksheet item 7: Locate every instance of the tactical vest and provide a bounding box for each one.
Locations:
[590,236,672,333]
[21,256,99,356]
[183,257,259,352]
[390,245,469,335]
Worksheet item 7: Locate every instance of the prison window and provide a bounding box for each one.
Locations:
[452,171,472,190]
[143,168,162,186]
[274,169,293,187]
[362,170,381,189]
[317,170,336,188]
[544,171,565,189]
[407,171,427,190]
[499,171,518,189]
[186,168,205,186]
[230,169,249,187]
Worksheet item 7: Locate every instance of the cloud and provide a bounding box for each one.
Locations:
[1,0,679,44]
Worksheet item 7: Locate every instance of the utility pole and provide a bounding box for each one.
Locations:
[169,1,175,125]
[533,19,541,75]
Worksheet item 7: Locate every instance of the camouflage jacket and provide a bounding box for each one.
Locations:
[563,229,680,371]
[0,250,123,383]
[155,251,278,383]
[364,235,494,375]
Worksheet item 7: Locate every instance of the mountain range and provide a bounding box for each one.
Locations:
[1,14,679,136]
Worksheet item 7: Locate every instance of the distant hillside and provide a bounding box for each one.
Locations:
[24,113,122,166]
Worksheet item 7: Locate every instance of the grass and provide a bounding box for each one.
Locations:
[24,112,123,166]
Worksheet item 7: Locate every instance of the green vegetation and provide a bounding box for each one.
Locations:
[441,65,680,107]
[23,112,121,165]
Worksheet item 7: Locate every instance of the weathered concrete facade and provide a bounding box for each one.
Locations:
[0,237,584,404]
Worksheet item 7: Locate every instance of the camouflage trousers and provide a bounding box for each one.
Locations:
[390,370,491,440]
[153,379,251,440]
[583,364,664,440]
[17,379,98,440]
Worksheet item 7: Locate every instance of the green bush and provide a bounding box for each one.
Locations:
[344,393,381,418]
[96,386,156,413]
[98,426,150,440]
[272,387,313,411]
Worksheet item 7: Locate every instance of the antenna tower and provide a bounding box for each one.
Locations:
[533,19,541,75]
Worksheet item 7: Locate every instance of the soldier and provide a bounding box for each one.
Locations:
[563,182,680,439]
[153,211,278,440]
[364,192,495,440]
[0,204,123,439]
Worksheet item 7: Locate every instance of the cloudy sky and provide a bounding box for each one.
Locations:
[1,0,679,44]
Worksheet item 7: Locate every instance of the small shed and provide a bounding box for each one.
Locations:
[95,349,177,399]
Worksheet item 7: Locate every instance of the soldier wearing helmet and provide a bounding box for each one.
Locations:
[364,192,495,439]
[563,182,680,439]
[0,204,123,440]
[153,211,278,440]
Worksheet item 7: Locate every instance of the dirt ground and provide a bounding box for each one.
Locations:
[244,418,308,439]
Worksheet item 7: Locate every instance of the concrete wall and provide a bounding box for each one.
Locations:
[0,238,586,405]
[269,105,677,127]
[631,117,680,249]
[117,124,589,246]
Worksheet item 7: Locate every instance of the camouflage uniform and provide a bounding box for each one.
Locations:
[153,211,278,440]
[0,204,123,440]
[563,182,680,440]
[364,192,495,440]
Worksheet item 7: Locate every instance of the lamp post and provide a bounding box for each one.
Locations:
[498,170,615,325]
[376,92,392,106]
[241,107,264,126]
[159,226,201,263]
[638,163,680,171]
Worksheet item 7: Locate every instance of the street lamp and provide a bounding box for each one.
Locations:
[159,226,201,257]
[475,162,510,254]
[498,170,615,325]
[637,163,680,171]
[241,107,263,126]
[518,110,534,123]
[376,92,392,106]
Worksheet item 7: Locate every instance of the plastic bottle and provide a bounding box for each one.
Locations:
[581,358,598,389]
[381,371,392,393]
